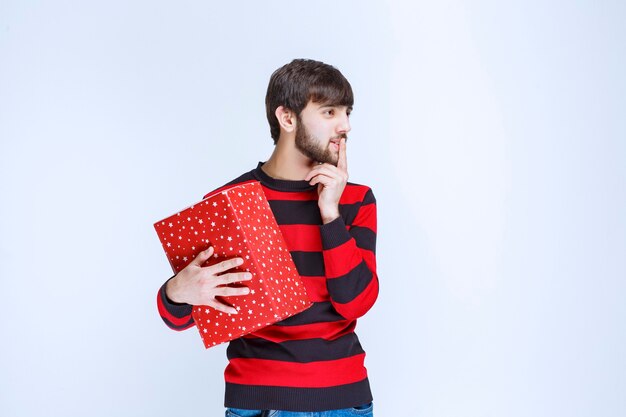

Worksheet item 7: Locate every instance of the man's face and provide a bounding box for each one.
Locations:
[294,101,352,166]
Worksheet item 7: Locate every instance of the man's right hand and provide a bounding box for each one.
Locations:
[165,246,251,315]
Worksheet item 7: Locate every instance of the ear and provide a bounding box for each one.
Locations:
[275,106,297,134]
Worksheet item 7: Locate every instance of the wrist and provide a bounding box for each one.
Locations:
[321,209,340,224]
[165,275,183,303]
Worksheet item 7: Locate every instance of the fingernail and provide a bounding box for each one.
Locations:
[245,273,252,279]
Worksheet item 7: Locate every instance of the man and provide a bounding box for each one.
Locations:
[157,59,379,416]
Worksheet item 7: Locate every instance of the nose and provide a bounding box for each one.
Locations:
[337,113,351,135]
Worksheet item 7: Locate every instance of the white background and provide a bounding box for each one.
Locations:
[1,1,625,416]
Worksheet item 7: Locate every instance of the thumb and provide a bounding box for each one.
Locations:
[192,246,214,266]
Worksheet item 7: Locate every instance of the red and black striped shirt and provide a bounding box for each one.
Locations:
[157,162,378,411]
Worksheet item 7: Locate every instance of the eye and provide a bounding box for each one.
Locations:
[324,109,335,116]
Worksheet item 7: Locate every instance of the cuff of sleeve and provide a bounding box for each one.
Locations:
[320,216,352,250]
[159,277,193,318]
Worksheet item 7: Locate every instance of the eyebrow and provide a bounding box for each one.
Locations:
[318,104,353,111]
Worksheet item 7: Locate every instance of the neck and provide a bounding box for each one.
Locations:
[262,136,316,180]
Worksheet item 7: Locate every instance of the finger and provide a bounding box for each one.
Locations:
[215,286,251,297]
[311,165,348,184]
[309,173,335,187]
[305,165,336,181]
[208,299,238,315]
[305,166,321,182]
[310,165,339,178]
[216,271,253,285]
[337,138,348,171]
[305,163,336,181]
[208,257,244,274]
[191,246,214,266]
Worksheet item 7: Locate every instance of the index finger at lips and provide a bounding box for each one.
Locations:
[337,138,348,171]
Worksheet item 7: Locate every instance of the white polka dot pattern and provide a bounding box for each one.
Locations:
[154,181,312,348]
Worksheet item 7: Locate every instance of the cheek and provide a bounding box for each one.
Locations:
[309,123,332,141]
[301,116,333,141]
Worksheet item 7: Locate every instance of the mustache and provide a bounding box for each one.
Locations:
[330,134,348,141]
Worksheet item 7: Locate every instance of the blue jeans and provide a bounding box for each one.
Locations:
[225,402,373,417]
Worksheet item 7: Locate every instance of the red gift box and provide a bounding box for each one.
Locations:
[154,181,312,348]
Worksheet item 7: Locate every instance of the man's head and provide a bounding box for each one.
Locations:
[265,59,354,146]
[292,101,350,165]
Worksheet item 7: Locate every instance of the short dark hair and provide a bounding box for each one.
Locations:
[265,59,354,144]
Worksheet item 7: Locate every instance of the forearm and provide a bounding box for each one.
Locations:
[321,216,378,320]
[156,277,195,331]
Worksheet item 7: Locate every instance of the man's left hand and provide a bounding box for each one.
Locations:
[305,138,348,224]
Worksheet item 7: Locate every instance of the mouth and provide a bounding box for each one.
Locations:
[329,136,344,152]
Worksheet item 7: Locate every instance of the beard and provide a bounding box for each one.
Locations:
[294,116,345,166]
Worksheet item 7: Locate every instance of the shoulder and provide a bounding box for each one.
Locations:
[202,170,256,199]
[341,182,376,206]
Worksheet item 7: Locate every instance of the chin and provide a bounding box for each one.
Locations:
[320,154,338,166]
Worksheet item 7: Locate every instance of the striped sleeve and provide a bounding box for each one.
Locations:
[156,278,195,331]
[320,187,378,320]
